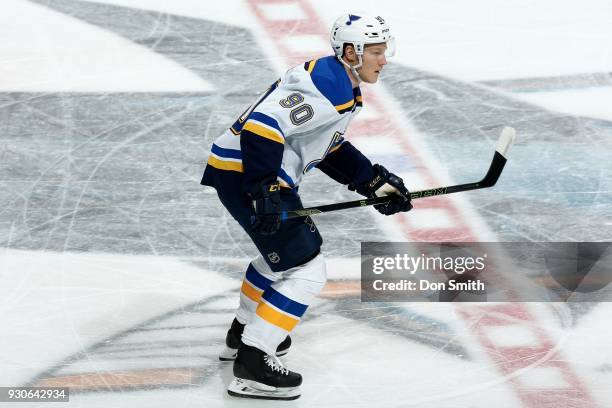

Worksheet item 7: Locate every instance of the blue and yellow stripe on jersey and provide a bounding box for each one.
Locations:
[242,112,285,144]
[205,142,296,190]
[241,263,274,303]
[334,99,355,114]
[354,87,363,107]
[256,287,308,332]
[304,55,361,115]
[230,79,280,135]
[206,143,243,172]
[304,59,318,74]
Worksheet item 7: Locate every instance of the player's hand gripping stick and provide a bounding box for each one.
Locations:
[250,180,282,235]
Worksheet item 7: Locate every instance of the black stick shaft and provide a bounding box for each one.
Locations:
[281,151,507,220]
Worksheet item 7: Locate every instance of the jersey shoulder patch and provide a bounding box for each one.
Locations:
[304,56,355,114]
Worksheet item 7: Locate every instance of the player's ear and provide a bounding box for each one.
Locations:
[343,44,357,64]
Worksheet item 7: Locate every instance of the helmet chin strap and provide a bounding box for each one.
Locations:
[337,55,363,84]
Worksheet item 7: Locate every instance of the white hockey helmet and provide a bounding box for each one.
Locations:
[330,13,395,83]
[330,13,395,58]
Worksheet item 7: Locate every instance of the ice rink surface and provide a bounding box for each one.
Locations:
[1,0,611,407]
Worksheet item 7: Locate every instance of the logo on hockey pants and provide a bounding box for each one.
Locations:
[304,217,317,232]
[268,252,280,263]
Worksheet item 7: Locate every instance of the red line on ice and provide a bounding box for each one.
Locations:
[244,1,597,406]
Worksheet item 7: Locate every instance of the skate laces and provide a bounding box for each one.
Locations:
[264,354,288,375]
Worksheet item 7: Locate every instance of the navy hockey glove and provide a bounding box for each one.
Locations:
[250,180,282,235]
[350,164,413,216]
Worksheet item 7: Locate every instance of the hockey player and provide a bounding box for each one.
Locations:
[200,13,412,400]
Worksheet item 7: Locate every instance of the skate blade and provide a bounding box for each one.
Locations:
[227,377,300,400]
[219,346,237,361]
[219,346,289,361]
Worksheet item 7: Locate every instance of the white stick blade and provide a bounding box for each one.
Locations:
[496,126,516,158]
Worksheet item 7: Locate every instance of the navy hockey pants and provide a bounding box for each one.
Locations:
[203,170,322,272]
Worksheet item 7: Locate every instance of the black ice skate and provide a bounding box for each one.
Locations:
[227,343,302,400]
[219,318,291,361]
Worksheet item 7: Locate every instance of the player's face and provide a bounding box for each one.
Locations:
[358,43,388,83]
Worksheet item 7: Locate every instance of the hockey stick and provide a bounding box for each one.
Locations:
[281,127,516,220]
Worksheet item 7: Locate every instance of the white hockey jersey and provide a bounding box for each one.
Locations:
[201,55,367,192]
